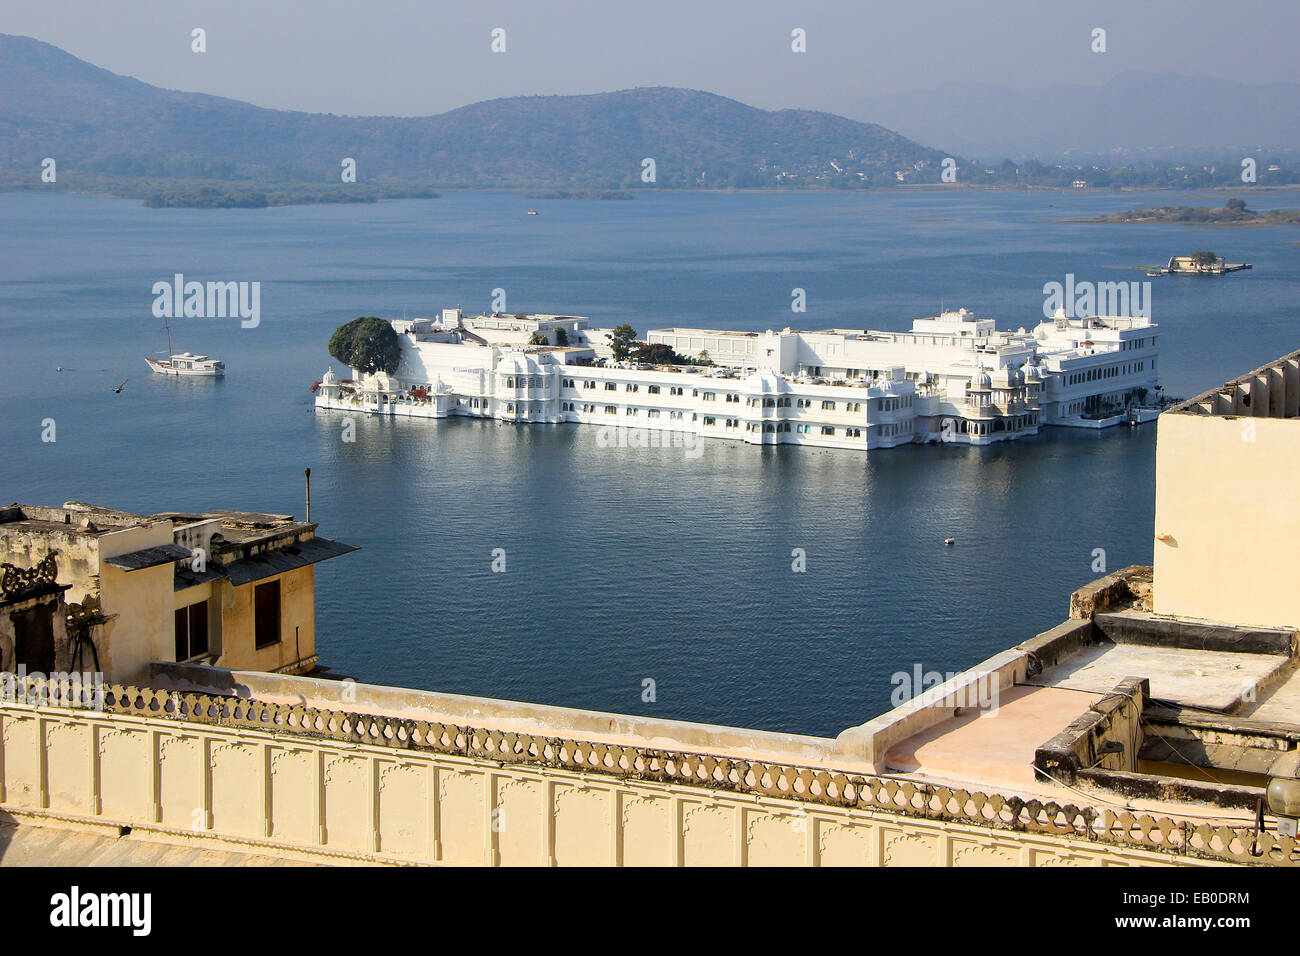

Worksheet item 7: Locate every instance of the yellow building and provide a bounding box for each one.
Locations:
[0,501,357,683]
[1152,348,1300,629]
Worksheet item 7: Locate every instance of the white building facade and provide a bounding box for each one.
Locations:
[314,307,1160,451]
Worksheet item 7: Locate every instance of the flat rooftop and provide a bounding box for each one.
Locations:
[0,503,315,548]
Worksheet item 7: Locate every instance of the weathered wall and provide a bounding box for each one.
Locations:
[218,566,315,673]
[99,563,175,684]
[3,686,1287,867]
[1153,414,1300,629]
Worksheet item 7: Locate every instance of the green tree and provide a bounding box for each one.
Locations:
[328,317,402,375]
[528,331,549,345]
[606,323,640,362]
[1190,250,1218,269]
[634,342,682,365]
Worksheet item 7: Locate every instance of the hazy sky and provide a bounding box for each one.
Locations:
[7,0,1299,116]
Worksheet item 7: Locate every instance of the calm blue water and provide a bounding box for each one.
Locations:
[2,189,1297,737]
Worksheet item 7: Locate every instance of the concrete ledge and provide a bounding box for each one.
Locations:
[1034,677,1149,785]
[1094,611,1298,656]
[148,662,844,769]
[1070,566,1152,620]
[1075,768,1264,812]
[1016,618,1097,675]
[833,649,1029,772]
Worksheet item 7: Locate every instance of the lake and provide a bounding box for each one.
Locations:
[2,188,1297,736]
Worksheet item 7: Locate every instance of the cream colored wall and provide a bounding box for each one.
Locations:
[1153,414,1300,629]
[217,566,316,673]
[0,703,1238,867]
[98,563,176,684]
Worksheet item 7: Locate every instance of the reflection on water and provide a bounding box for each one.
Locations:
[2,190,1297,735]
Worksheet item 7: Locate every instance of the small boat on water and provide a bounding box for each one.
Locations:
[526,209,539,216]
[145,317,224,376]
[1146,270,1162,277]
[146,352,225,376]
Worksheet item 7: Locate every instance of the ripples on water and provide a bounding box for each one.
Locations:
[2,190,1297,735]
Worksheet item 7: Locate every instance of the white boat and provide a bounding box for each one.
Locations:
[145,316,224,376]
[146,352,225,376]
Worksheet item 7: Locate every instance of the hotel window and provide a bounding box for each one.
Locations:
[796,424,809,433]
[763,424,774,433]
[847,402,861,412]
[703,392,715,401]
[821,401,835,410]
[506,377,515,388]
[584,381,595,389]
[821,426,835,435]
[847,428,862,438]
[506,404,515,413]
[763,398,775,407]
[626,407,637,415]
[605,405,617,414]
[174,599,209,661]
[648,409,661,418]
[778,398,791,407]
[605,382,617,390]
[704,416,716,426]
[626,383,639,392]
[726,418,738,428]
[778,423,790,432]
[254,581,281,649]
[797,399,810,408]
[648,385,661,394]
[670,411,682,419]
[670,387,684,396]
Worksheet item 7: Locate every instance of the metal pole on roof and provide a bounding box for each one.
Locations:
[304,468,311,523]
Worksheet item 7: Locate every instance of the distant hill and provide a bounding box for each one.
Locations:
[0,34,945,189]
[832,72,1300,162]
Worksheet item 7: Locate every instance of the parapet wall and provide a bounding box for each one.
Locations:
[3,676,1293,866]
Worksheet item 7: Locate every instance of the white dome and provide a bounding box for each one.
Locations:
[321,366,338,385]
[497,353,541,375]
[1023,358,1043,381]
[969,368,993,389]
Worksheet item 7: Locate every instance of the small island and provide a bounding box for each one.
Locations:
[1081,198,1300,225]
[1156,251,1252,276]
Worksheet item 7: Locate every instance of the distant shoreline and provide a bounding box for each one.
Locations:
[4,179,1299,210]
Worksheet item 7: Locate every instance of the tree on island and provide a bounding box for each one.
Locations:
[634,342,682,365]
[1190,250,1219,270]
[606,324,640,362]
[328,316,402,375]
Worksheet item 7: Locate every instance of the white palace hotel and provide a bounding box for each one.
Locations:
[313,306,1160,451]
